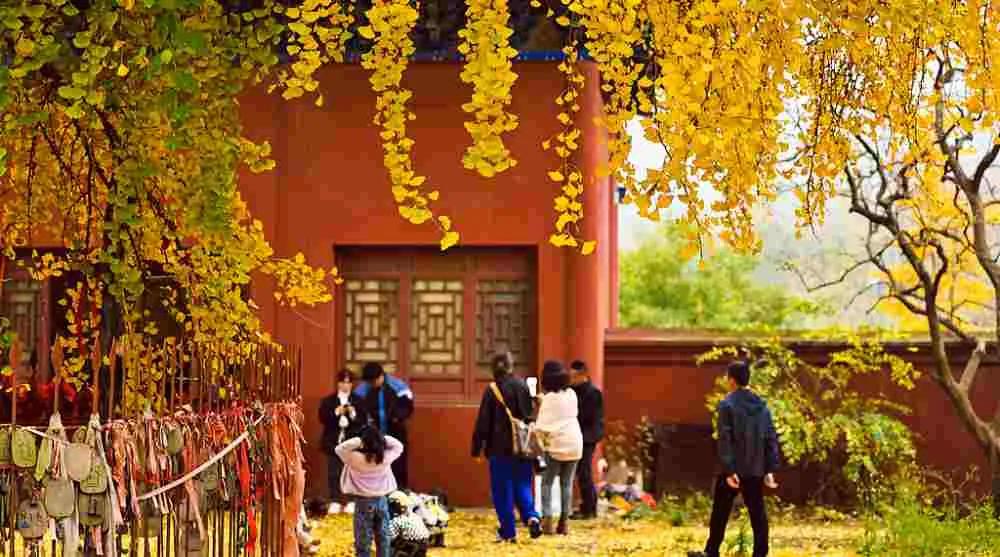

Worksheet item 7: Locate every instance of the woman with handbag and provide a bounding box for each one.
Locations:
[533,360,583,536]
[471,352,543,544]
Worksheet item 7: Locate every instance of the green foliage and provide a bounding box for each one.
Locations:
[619,223,820,331]
[0,317,12,378]
[699,335,919,505]
[602,417,655,479]
[656,493,713,527]
[725,513,753,557]
[859,497,1000,556]
[0,0,341,367]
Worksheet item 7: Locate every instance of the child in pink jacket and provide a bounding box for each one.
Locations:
[335,426,404,557]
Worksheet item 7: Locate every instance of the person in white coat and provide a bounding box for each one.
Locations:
[533,360,583,536]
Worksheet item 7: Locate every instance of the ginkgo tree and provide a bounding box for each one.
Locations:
[784,1,1000,512]
[0,0,812,388]
[1,0,998,442]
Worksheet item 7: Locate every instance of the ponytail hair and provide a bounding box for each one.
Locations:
[358,425,386,465]
[491,351,514,381]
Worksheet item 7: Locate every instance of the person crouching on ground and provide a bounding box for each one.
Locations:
[533,360,583,536]
[321,369,360,515]
[471,351,543,543]
[336,425,404,557]
[689,361,781,557]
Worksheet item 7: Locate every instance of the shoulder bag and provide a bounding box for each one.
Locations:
[488,383,542,459]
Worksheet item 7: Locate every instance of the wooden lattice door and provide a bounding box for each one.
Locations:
[0,263,51,384]
[336,246,536,404]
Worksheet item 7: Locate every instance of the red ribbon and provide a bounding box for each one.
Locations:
[238,442,257,553]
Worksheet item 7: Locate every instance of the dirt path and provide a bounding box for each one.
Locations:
[311,509,862,556]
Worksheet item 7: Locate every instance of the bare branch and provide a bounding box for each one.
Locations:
[959,339,987,393]
[785,248,887,293]
[973,143,1000,188]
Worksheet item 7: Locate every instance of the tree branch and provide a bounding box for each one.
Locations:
[973,143,1000,189]
[959,339,986,393]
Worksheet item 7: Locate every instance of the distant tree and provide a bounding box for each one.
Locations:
[619,223,820,331]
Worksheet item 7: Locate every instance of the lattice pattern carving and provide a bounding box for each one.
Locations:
[1,279,42,366]
[344,280,399,374]
[476,280,532,375]
[410,280,463,376]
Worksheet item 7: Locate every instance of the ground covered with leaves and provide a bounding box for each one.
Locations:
[311,508,863,556]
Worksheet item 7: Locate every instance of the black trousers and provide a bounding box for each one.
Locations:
[392,443,409,489]
[576,443,598,515]
[705,475,768,557]
[328,454,347,502]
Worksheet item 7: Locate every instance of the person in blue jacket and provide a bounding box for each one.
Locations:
[354,362,415,488]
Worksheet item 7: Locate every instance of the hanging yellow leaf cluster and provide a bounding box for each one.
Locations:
[24,251,71,281]
[543,37,593,255]
[458,0,520,177]
[802,2,1000,335]
[5,0,1000,378]
[261,253,343,307]
[574,0,645,216]
[633,1,796,254]
[117,333,173,415]
[359,0,458,250]
[274,0,355,106]
[56,277,104,389]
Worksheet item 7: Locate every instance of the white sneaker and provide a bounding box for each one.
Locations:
[327,502,342,515]
[343,502,355,515]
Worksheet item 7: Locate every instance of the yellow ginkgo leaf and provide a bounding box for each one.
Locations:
[440,231,460,251]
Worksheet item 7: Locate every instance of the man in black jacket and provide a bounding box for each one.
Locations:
[353,362,415,488]
[690,361,780,557]
[569,360,604,520]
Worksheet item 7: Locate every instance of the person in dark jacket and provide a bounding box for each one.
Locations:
[690,361,780,557]
[320,369,361,514]
[569,360,604,520]
[353,362,415,489]
[471,352,542,543]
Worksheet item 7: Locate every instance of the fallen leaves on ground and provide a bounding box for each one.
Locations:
[310,509,863,556]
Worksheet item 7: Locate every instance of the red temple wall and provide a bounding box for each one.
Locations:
[239,62,612,506]
[605,329,1000,499]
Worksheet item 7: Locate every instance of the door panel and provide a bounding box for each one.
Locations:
[336,246,537,404]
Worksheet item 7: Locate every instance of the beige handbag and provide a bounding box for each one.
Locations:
[65,443,95,482]
[0,427,10,465]
[77,492,107,528]
[12,429,37,469]
[44,477,76,519]
[80,458,108,494]
[16,499,49,540]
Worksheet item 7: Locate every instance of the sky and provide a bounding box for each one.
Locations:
[616,120,890,329]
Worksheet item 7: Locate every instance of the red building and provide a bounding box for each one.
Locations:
[239,60,617,506]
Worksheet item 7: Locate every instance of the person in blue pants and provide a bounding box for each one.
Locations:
[472,352,542,543]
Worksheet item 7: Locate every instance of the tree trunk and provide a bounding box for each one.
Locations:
[992,445,1000,519]
[99,289,122,418]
